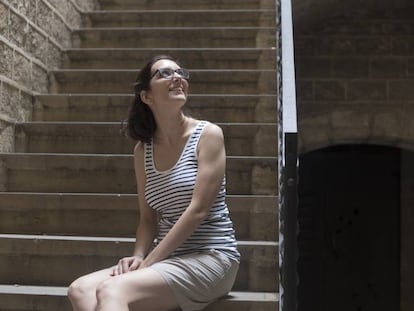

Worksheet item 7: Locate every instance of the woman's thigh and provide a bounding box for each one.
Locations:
[68,267,115,311]
[99,267,179,311]
[70,267,114,292]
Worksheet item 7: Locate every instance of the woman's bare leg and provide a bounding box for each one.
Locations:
[67,267,114,311]
[95,267,179,311]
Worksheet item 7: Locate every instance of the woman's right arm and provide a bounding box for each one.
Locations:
[112,142,158,275]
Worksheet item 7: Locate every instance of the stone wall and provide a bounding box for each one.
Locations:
[295,1,414,154]
[0,0,95,151]
[294,1,414,310]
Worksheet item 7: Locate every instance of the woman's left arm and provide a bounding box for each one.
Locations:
[140,123,225,268]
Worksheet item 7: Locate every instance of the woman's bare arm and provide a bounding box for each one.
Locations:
[140,123,226,268]
[113,142,158,275]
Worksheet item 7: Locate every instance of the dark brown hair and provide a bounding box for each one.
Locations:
[126,55,177,143]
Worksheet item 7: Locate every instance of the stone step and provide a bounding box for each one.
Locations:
[0,285,278,311]
[0,153,278,195]
[0,192,278,241]
[96,0,275,10]
[84,10,275,28]
[33,94,277,123]
[49,69,276,94]
[0,234,278,292]
[14,122,277,156]
[63,48,277,69]
[72,27,276,49]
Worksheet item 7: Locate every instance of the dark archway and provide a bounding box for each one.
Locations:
[297,144,400,310]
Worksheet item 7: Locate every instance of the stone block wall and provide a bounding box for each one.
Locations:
[295,3,414,154]
[294,2,414,309]
[0,0,95,151]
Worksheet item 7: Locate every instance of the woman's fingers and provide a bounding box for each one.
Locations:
[111,256,143,276]
[128,257,142,271]
[120,257,131,274]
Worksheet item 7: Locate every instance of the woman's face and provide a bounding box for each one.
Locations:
[147,59,189,106]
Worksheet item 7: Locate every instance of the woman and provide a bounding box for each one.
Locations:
[67,55,240,311]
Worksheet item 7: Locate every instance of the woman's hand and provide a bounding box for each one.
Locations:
[111,255,144,276]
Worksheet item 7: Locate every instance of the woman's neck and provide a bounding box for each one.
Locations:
[153,113,191,145]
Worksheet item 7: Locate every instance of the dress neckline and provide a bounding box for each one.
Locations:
[151,120,203,173]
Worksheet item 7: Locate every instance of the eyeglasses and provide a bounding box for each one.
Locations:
[151,67,190,80]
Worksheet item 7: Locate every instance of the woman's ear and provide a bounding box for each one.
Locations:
[140,90,152,105]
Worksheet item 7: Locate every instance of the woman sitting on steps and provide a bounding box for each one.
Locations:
[67,55,240,311]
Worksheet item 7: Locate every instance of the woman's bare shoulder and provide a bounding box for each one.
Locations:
[133,141,144,156]
[202,121,224,142]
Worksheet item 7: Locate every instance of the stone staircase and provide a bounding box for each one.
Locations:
[0,1,278,310]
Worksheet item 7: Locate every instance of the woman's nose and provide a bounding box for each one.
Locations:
[172,72,183,80]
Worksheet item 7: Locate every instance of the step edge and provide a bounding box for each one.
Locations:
[85,9,272,14]
[65,47,276,52]
[35,93,277,97]
[0,152,278,159]
[0,192,277,199]
[16,121,277,126]
[0,234,279,247]
[0,284,279,301]
[73,26,276,31]
[50,69,277,73]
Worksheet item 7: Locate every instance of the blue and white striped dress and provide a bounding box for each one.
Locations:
[144,120,240,262]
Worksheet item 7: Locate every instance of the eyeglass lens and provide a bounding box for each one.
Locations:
[158,68,189,80]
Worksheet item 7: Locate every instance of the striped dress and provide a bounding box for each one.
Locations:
[144,120,240,262]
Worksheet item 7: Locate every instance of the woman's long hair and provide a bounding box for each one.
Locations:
[126,55,177,143]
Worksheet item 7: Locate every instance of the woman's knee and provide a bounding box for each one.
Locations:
[68,280,84,302]
[67,276,96,302]
[96,278,124,303]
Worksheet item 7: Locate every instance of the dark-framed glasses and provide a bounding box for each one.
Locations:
[151,67,190,80]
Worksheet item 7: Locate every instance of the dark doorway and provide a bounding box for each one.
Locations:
[297,145,400,311]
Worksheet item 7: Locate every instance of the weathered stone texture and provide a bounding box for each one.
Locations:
[372,110,403,139]
[331,57,369,78]
[36,1,71,49]
[295,5,414,153]
[370,57,406,78]
[0,79,32,124]
[355,36,393,55]
[32,63,48,94]
[48,0,81,29]
[295,57,331,78]
[0,120,13,152]
[27,26,48,66]
[19,90,32,120]
[294,1,414,309]
[314,80,346,100]
[403,107,414,142]
[2,0,89,75]
[72,0,95,12]
[347,80,387,100]
[0,0,95,150]
[9,9,28,48]
[0,3,8,38]
[0,82,20,120]
[8,0,31,18]
[0,40,13,74]
[46,39,62,68]
[295,80,313,100]
[388,80,414,100]
[392,37,414,56]
[13,50,31,88]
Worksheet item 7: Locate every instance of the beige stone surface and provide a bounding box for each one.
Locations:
[0,0,92,150]
[0,119,14,152]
